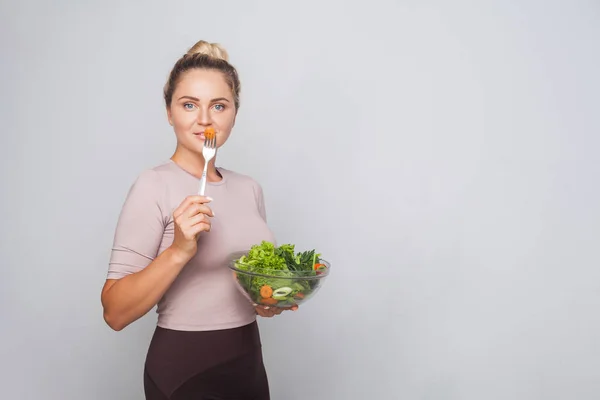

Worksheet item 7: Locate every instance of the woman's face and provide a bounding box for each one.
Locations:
[167,68,236,155]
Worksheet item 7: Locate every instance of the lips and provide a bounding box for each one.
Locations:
[193,132,210,140]
[193,129,216,139]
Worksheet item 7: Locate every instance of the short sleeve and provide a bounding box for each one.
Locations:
[253,181,267,222]
[107,169,167,280]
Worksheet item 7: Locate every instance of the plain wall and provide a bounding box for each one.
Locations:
[1,1,599,399]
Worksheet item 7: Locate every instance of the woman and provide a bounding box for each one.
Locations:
[101,40,292,400]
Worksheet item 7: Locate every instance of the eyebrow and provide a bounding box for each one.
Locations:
[178,96,231,103]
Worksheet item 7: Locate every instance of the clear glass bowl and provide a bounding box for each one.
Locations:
[228,254,331,308]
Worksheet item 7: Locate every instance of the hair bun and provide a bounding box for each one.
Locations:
[186,40,229,62]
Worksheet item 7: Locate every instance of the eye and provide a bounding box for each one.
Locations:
[183,102,196,110]
[213,104,225,112]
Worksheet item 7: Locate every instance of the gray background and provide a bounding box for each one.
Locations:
[1,1,599,399]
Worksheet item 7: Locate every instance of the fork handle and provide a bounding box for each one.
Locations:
[198,161,209,195]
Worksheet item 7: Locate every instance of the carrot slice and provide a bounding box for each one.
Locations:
[204,127,216,140]
[260,297,278,305]
[260,285,273,298]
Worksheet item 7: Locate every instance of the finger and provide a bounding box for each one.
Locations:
[255,307,271,317]
[176,203,213,221]
[185,204,214,218]
[173,196,213,219]
[257,307,280,317]
[186,213,210,228]
[189,221,211,236]
[173,196,199,218]
[175,206,213,228]
[255,304,272,312]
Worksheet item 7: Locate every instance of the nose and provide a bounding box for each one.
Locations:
[196,107,212,125]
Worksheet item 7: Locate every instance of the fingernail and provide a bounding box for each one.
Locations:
[207,196,213,201]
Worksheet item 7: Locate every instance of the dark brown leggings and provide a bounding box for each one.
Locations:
[143,321,270,399]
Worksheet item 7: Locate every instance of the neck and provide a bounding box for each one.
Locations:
[171,145,222,181]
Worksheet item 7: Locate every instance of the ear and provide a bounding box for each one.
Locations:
[166,106,173,126]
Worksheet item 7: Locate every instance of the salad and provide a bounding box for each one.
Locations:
[232,241,328,307]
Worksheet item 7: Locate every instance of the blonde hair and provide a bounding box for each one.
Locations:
[186,40,229,61]
[163,40,241,109]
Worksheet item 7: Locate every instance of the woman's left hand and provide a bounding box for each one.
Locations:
[254,304,298,317]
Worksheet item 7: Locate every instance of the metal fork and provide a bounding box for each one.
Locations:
[198,132,217,195]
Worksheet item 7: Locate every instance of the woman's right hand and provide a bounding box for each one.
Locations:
[170,195,214,259]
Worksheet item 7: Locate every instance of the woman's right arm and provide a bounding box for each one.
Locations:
[101,193,214,331]
[101,246,191,331]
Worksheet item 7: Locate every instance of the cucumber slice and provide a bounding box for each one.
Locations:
[272,286,293,300]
